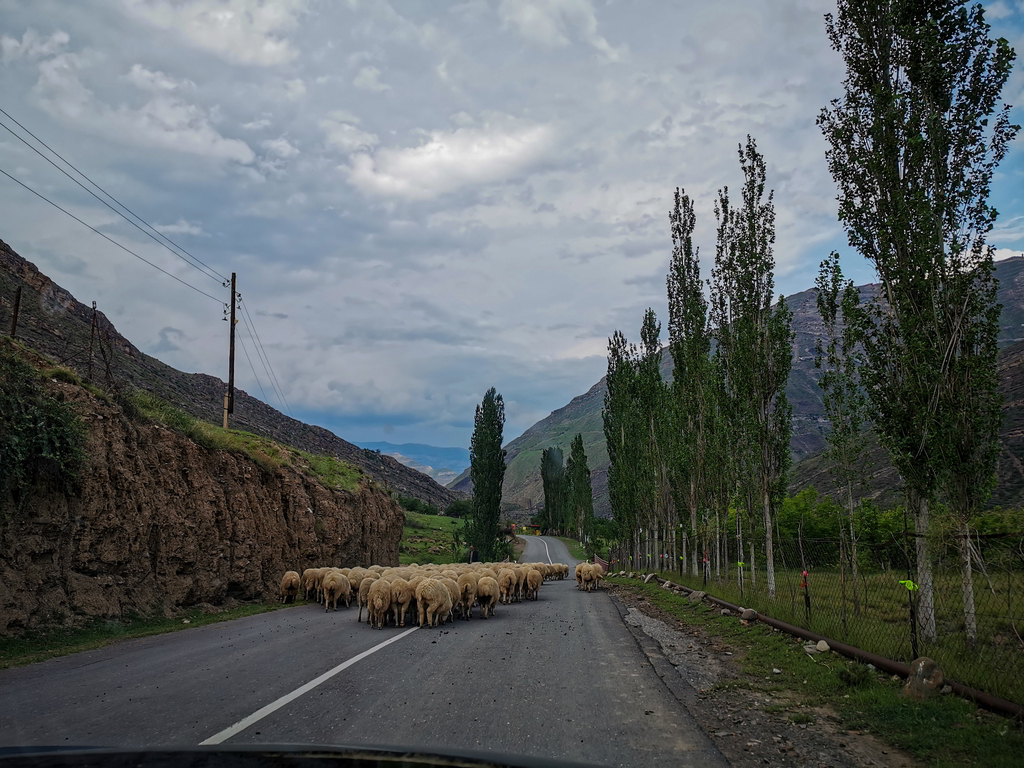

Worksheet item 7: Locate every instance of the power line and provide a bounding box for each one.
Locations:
[239,297,291,417]
[0,106,229,284]
[236,326,270,407]
[0,164,225,304]
[237,308,287,415]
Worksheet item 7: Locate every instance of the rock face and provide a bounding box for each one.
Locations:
[902,657,944,701]
[0,381,404,634]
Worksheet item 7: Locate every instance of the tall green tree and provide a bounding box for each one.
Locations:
[604,330,639,560]
[818,0,1018,641]
[667,187,714,576]
[815,251,868,616]
[710,137,793,597]
[468,387,506,560]
[566,433,595,542]
[540,446,568,535]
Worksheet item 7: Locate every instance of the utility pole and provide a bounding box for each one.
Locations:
[223,272,236,429]
[9,285,21,339]
[87,301,97,381]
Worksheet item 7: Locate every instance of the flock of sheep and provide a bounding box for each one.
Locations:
[277,560,586,629]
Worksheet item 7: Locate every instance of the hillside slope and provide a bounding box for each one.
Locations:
[0,339,403,633]
[452,257,1024,517]
[0,239,461,510]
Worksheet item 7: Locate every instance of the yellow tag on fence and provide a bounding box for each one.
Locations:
[899,579,919,591]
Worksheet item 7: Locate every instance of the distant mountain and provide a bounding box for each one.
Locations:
[356,442,470,487]
[0,239,463,510]
[451,257,1024,517]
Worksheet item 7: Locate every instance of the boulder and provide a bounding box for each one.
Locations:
[740,608,757,621]
[902,657,944,701]
[643,573,657,584]
[688,590,706,604]
[816,640,830,653]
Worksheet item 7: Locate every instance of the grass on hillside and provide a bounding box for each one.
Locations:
[611,579,1024,768]
[399,510,465,565]
[0,601,293,670]
[126,390,362,490]
[636,564,1024,706]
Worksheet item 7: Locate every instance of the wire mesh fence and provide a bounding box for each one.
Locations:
[612,531,1024,706]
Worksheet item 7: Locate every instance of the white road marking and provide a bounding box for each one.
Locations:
[198,626,419,745]
[540,537,552,564]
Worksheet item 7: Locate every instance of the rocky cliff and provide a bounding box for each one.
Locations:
[0,365,404,634]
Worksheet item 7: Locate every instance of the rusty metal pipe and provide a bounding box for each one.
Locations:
[644,574,1023,719]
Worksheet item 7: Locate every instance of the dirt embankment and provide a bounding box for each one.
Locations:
[0,380,404,635]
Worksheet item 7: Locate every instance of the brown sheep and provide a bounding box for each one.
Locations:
[457,573,478,619]
[526,568,543,600]
[438,578,461,624]
[322,571,351,611]
[367,577,392,629]
[300,568,319,600]
[356,572,380,623]
[390,577,415,627]
[497,568,517,604]
[416,578,450,628]
[476,576,499,619]
[279,571,300,603]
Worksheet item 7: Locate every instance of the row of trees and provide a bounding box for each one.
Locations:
[603,0,1017,648]
[603,138,794,596]
[536,433,596,541]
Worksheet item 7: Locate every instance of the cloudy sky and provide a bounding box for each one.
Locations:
[1,0,1023,450]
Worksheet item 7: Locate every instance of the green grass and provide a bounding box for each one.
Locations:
[0,601,293,670]
[612,579,1024,767]
[126,390,363,488]
[638,564,1024,706]
[556,537,609,562]
[399,510,464,564]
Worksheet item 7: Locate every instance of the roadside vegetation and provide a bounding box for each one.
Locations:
[400,509,466,565]
[613,579,1024,768]
[0,601,293,671]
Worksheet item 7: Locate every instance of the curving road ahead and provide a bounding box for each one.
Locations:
[0,537,725,767]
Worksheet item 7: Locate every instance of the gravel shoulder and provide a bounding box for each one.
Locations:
[609,584,921,768]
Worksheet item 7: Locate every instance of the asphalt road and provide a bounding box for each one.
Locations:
[0,537,726,767]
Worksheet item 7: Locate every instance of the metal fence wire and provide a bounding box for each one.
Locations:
[619,531,1024,706]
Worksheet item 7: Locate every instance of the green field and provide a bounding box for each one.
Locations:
[638,564,1024,706]
[399,510,466,565]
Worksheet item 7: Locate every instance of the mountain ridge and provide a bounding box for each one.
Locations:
[0,238,463,510]
[451,257,1024,518]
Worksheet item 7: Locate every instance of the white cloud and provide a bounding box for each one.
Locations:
[353,66,391,92]
[262,136,299,157]
[154,218,206,235]
[122,0,308,66]
[986,1,1014,19]
[995,248,1024,262]
[498,0,624,61]
[279,77,306,99]
[123,63,192,92]
[32,53,254,164]
[320,112,378,152]
[345,120,555,199]
[241,118,271,130]
[0,29,69,64]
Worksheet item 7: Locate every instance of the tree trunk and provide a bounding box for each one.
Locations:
[846,480,861,615]
[908,489,937,643]
[959,520,977,647]
[690,479,699,577]
[763,486,776,597]
[749,539,756,590]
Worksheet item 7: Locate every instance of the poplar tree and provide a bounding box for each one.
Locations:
[540,446,567,535]
[667,187,713,576]
[815,251,867,615]
[710,137,793,597]
[469,387,506,560]
[604,330,639,559]
[819,0,1017,641]
[566,433,595,542]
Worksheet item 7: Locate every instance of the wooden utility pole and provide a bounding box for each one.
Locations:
[223,272,236,429]
[9,285,21,339]
[87,301,98,381]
